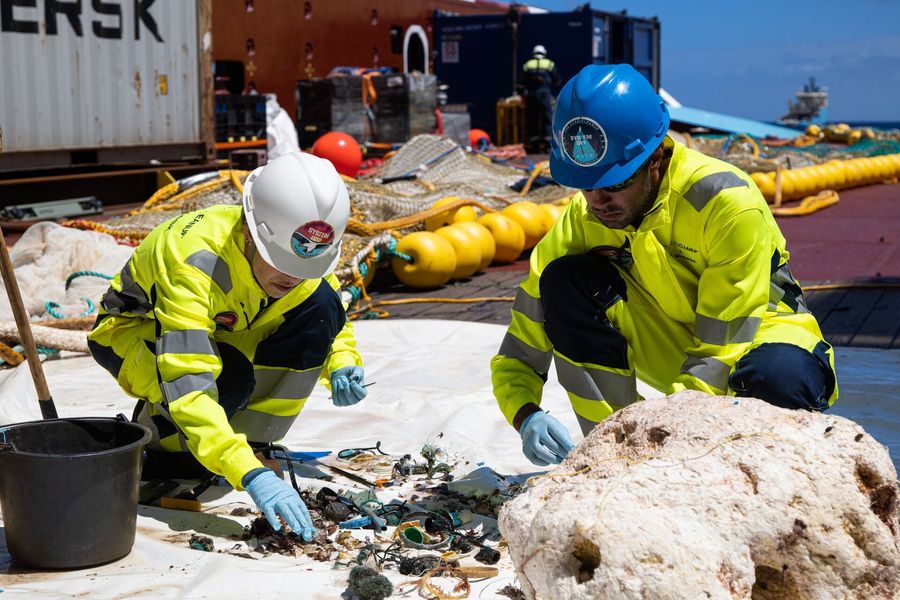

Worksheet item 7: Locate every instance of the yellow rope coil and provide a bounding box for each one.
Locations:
[351,197,497,233]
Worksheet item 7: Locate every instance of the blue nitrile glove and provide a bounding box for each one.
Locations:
[329,365,367,407]
[243,469,316,541]
[519,411,576,466]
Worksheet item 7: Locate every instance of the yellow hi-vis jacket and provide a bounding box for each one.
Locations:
[88,205,361,488]
[492,137,838,428]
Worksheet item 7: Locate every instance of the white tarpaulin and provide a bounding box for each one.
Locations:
[1,318,897,598]
[0,319,664,598]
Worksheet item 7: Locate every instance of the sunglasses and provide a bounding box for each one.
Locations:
[595,160,648,193]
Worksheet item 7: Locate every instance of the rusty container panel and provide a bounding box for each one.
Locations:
[0,1,202,153]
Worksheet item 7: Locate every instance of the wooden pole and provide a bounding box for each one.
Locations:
[0,225,58,419]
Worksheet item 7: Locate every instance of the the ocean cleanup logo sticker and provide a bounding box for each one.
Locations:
[291,220,335,258]
[561,116,607,167]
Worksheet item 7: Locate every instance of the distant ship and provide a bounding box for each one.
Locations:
[780,77,829,128]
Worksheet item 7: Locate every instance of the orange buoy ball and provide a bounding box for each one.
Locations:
[424,196,478,231]
[538,203,564,230]
[391,232,457,289]
[478,212,525,264]
[468,128,492,148]
[452,221,495,271]
[750,172,776,199]
[501,201,546,249]
[311,132,362,177]
[435,225,482,280]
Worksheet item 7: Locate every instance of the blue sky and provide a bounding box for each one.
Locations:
[510,1,900,122]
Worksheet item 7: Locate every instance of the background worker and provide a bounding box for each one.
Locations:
[522,44,561,151]
[492,64,838,466]
[88,153,368,539]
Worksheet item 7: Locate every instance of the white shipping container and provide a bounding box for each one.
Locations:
[0,0,211,166]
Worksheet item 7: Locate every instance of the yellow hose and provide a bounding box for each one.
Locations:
[770,190,839,217]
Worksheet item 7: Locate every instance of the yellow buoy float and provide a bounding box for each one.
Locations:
[750,172,775,199]
[435,225,482,280]
[391,231,457,289]
[501,201,547,249]
[423,196,478,231]
[477,213,525,264]
[538,203,564,230]
[451,221,495,272]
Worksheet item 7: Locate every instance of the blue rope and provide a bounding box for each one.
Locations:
[65,270,113,290]
[385,239,412,263]
[45,298,96,319]
[0,344,59,365]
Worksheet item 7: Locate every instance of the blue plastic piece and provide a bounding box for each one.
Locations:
[668,105,800,140]
[283,450,331,462]
[338,516,372,529]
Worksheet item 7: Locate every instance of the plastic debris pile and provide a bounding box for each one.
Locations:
[177,437,528,599]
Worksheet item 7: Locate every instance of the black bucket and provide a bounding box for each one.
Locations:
[0,416,151,569]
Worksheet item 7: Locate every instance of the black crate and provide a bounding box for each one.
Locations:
[295,73,438,146]
[215,95,267,143]
[229,149,267,170]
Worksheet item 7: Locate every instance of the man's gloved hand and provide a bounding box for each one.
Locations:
[243,469,316,541]
[519,411,576,466]
[329,366,367,407]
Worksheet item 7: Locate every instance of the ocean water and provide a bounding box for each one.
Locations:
[827,347,900,474]
[845,121,900,130]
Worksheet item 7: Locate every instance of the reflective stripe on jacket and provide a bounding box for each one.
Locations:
[491,137,837,426]
[523,57,558,89]
[88,205,361,487]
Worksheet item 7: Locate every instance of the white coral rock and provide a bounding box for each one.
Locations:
[499,391,900,599]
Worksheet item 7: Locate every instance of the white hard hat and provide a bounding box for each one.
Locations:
[533,45,547,56]
[242,152,350,279]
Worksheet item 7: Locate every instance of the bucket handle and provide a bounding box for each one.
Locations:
[0,426,10,452]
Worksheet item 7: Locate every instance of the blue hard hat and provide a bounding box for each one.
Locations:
[550,64,670,190]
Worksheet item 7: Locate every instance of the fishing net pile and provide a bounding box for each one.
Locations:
[63,135,572,304]
[686,130,900,174]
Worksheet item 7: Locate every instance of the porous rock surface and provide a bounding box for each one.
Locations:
[499,392,900,599]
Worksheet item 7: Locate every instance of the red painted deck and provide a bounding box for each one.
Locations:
[776,182,900,282]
